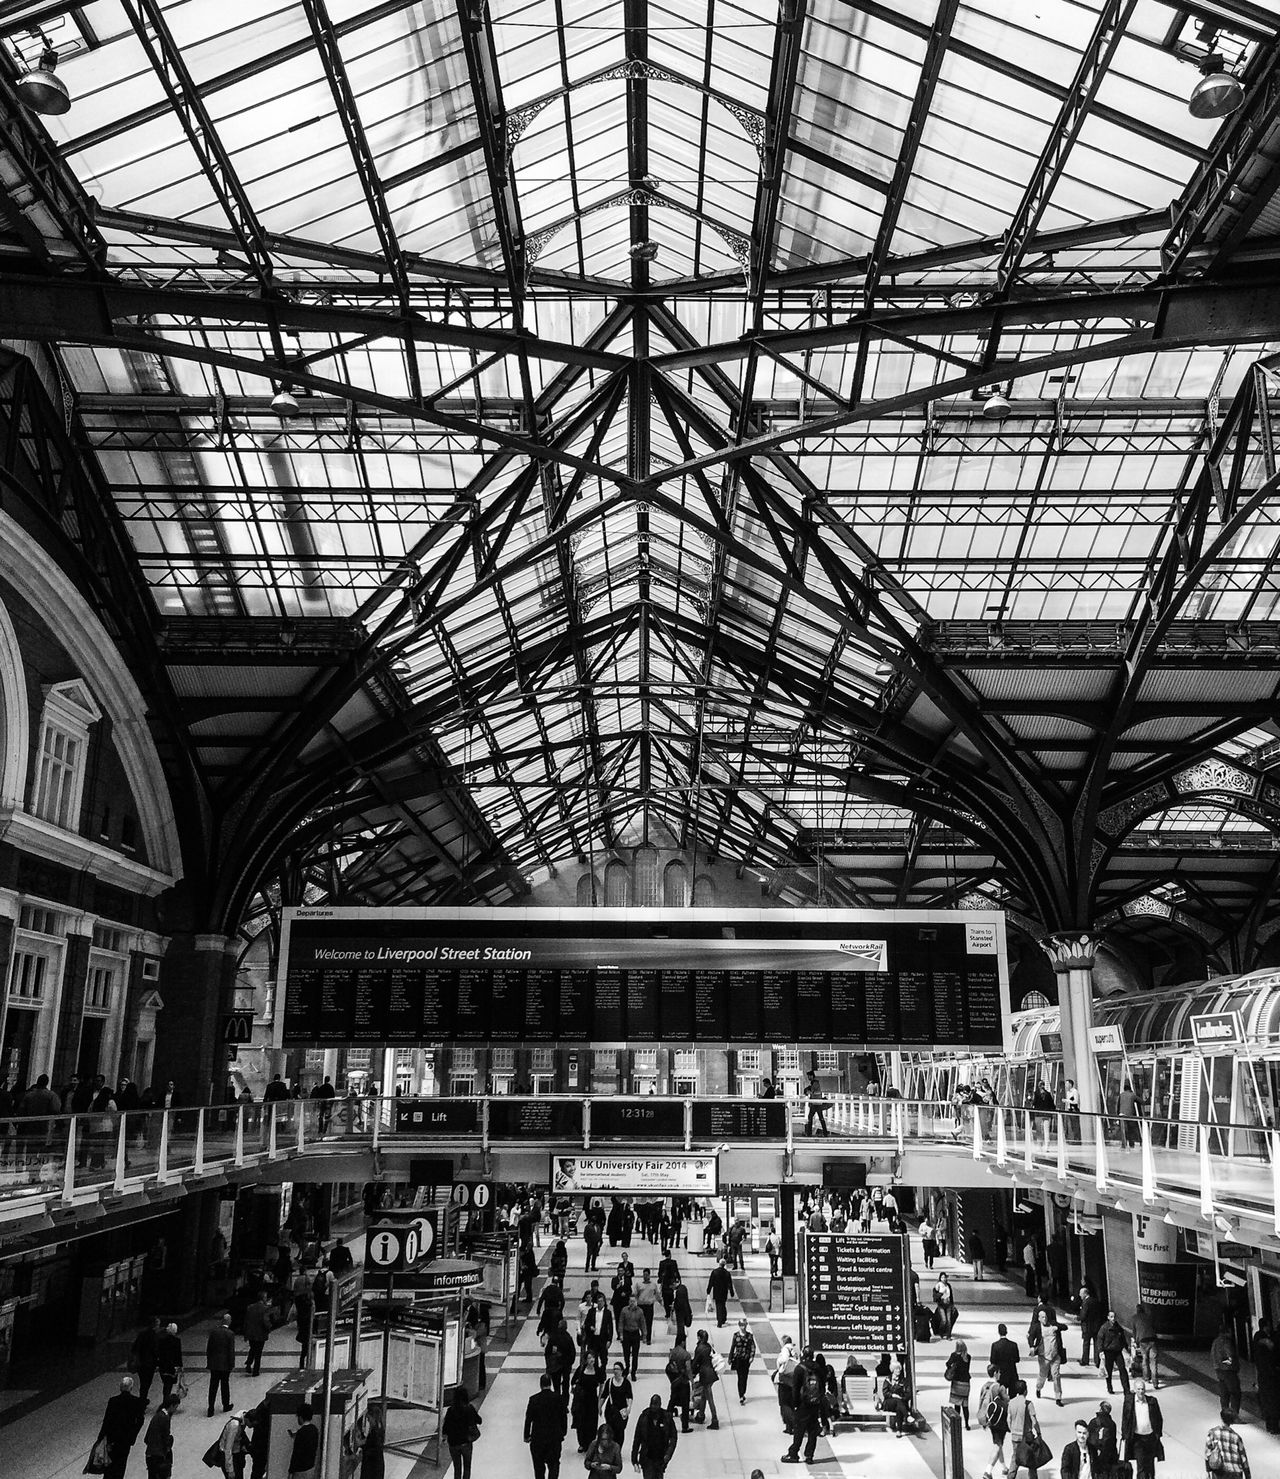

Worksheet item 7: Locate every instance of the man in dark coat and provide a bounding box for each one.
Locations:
[524,1373,567,1479]
[1120,1379,1164,1479]
[990,1323,1021,1396]
[1061,1419,1093,1479]
[206,1312,237,1416]
[706,1258,734,1329]
[1078,1286,1103,1366]
[1088,1399,1120,1479]
[544,1318,576,1405]
[670,1276,693,1348]
[96,1375,148,1479]
[630,1393,677,1479]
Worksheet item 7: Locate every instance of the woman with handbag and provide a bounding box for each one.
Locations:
[945,1340,973,1429]
[441,1384,482,1479]
[584,1421,624,1477]
[1008,1380,1051,1479]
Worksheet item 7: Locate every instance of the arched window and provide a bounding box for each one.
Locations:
[576,872,599,907]
[605,859,630,908]
[30,679,100,831]
[663,860,689,908]
[634,844,660,907]
[692,873,716,907]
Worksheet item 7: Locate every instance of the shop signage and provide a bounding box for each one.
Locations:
[1087,1025,1124,1054]
[550,1154,718,1194]
[398,1258,484,1293]
[1190,1012,1245,1049]
[1133,1213,1196,1336]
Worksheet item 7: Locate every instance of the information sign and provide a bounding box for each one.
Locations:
[799,1232,912,1355]
[393,1099,480,1135]
[278,907,1011,1049]
[487,1099,583,1139]
[690,1100,788,1140]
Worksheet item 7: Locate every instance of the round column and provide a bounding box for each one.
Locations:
[1040,931,1104,1119]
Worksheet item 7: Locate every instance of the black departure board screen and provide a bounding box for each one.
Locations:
[279,908,1008,1050]
[801,1232,912,1355]
[487,1099,583,1140]
[691,1101,787,1141]
[592,1099,684,1139]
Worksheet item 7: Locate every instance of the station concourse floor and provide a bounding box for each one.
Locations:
[4,1226,1280,1479]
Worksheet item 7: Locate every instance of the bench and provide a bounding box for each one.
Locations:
[835,1374,890,1427]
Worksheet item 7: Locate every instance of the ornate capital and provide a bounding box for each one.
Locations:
[1040,930,1104,973]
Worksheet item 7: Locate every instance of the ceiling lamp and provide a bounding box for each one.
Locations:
[1189,54,1244,120]
[271,386,300,419]
[16,44,70,116]
[982,389,1012,421]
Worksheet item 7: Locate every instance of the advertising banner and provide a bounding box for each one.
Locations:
[550,1154,719,1194]
[1133,1213,1197,1337]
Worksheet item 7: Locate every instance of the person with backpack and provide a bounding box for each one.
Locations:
[781,1362,827,1462]
[1033,1314,1065,1407]
[1204,1408,1249,1479]
[945,1339,973,1428]
[629,1393,678,1479]
[664,1338,693,1433]
[1088,1399,1119,1479]
[690,1329,720,1429]
[544,1316,575,1405]
[773,1335,799,1435]
[729,1317,756,1404]
[764,1232,780,1280]
[976,1364,1009,1479]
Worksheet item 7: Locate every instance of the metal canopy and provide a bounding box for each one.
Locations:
[3,0,1280,971]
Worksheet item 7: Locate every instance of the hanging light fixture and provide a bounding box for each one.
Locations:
[1189,53,1244,120]
[271,386,300,419]
[982,389,1012,421]
[16,42,70,116]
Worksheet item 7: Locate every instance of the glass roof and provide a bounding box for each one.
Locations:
[2,0,1280,928]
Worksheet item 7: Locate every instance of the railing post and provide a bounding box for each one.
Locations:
[63,1117,77,1203]
[114,1114,128,1191]
[1055,1114,1067,1182]
[1140,1120,1155,1203]
[972,1106,983,1160]
[1198,1122,1214,1220]
[786,1099,794,1155]
[268,1104,278,1157]
[996,1107,1008,1166]
[1271,1130,1280,1237]
[1023,1110,1034,1175]
[371,1098,381,1151]
[1095,1120,1109,1194]
[235,1105,245,1167]
[895,1102,905,1155]
[195,1108,206,1175]
[684,1100,692,1153]
[581,1098,589,1152]
[481,1097,491,1153]
[158,1110,170,1183]
[297,1104,306,1153]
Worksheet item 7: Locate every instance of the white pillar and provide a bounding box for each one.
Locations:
[1040,932,1103,1119]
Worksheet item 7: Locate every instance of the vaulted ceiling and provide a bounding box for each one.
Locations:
[3,0,1280,969]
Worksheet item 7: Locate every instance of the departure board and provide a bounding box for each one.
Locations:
[592,1099,684,1139]
[800,1232,912,1355]
[691,1101,788,1140]
[487,1099,583,1139]
[278,908,1009,1049]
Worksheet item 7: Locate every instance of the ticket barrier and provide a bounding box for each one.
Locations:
[264,1367,371,1479]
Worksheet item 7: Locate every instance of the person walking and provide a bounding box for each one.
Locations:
[1022,1238,1039,1299]
[619,1296,645,1380]
[919,1217,938,1270]
[1007,1381,1046,1479]
[670,1276,692,1348]
[287,1403,319,1479]
[583,1217,603,1272]
[636,1269,658,1344]
[143,1393,180,1479]
[1088,1399,1119,1479]
[1099,1309,1131,1396]
[630,1393,677,1479]
[729,1316,756,1404]
[976,1364,1009,1479]
[545,1316,575,1405]
[156,1321,183,1404]
[523,1373,567,1479]
[95,1376,148,1479]
[206,1312,236,1416]
[1211,1323,1242,1418]
[773,1334,799,1435]
[1254,1319,1280,1433]
[441,1385,481,1479]
[663,1338,693,1434]
[571,1352,605,1452]
[358,1408,384,1479]
[970,1232,986,1282]
[991,1322,1021,1397]
[243,1293,274,1378]
[584,1422,623,1478]
[803,1067,830,1136]
[1060,1418,1094,1479]
[215,1410,250,1479]
[945,1339,973,1428]
[1120,1378,1164,1479]
[933,1271,958,1337]
[1079,1285,1103,1368]
[781,1360,826,1461]
[247,1401,270,1479]
[690,1329,720,1429]
[1131,1301,1159,1388]
[601,1361,633,1445]
[1205,1408,1250,1479]
[130,1317,160,1403]
[1034,1312,1065,1407]
[707,1257,734,1328]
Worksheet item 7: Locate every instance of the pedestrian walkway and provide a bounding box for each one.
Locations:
[4,1226,1280,1479]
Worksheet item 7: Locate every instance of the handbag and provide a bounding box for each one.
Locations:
[464,1423,481,1444]
[201,1438,223,1469]
[704,1293,714,1316]
[84,1437,111,1475]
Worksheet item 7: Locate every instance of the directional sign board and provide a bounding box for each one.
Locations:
[450,1180,493,1212]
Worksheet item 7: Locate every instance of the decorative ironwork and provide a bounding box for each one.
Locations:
[1096,783,1171,837]
[1172,757,1256,797]
[1040,931,1104,972]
